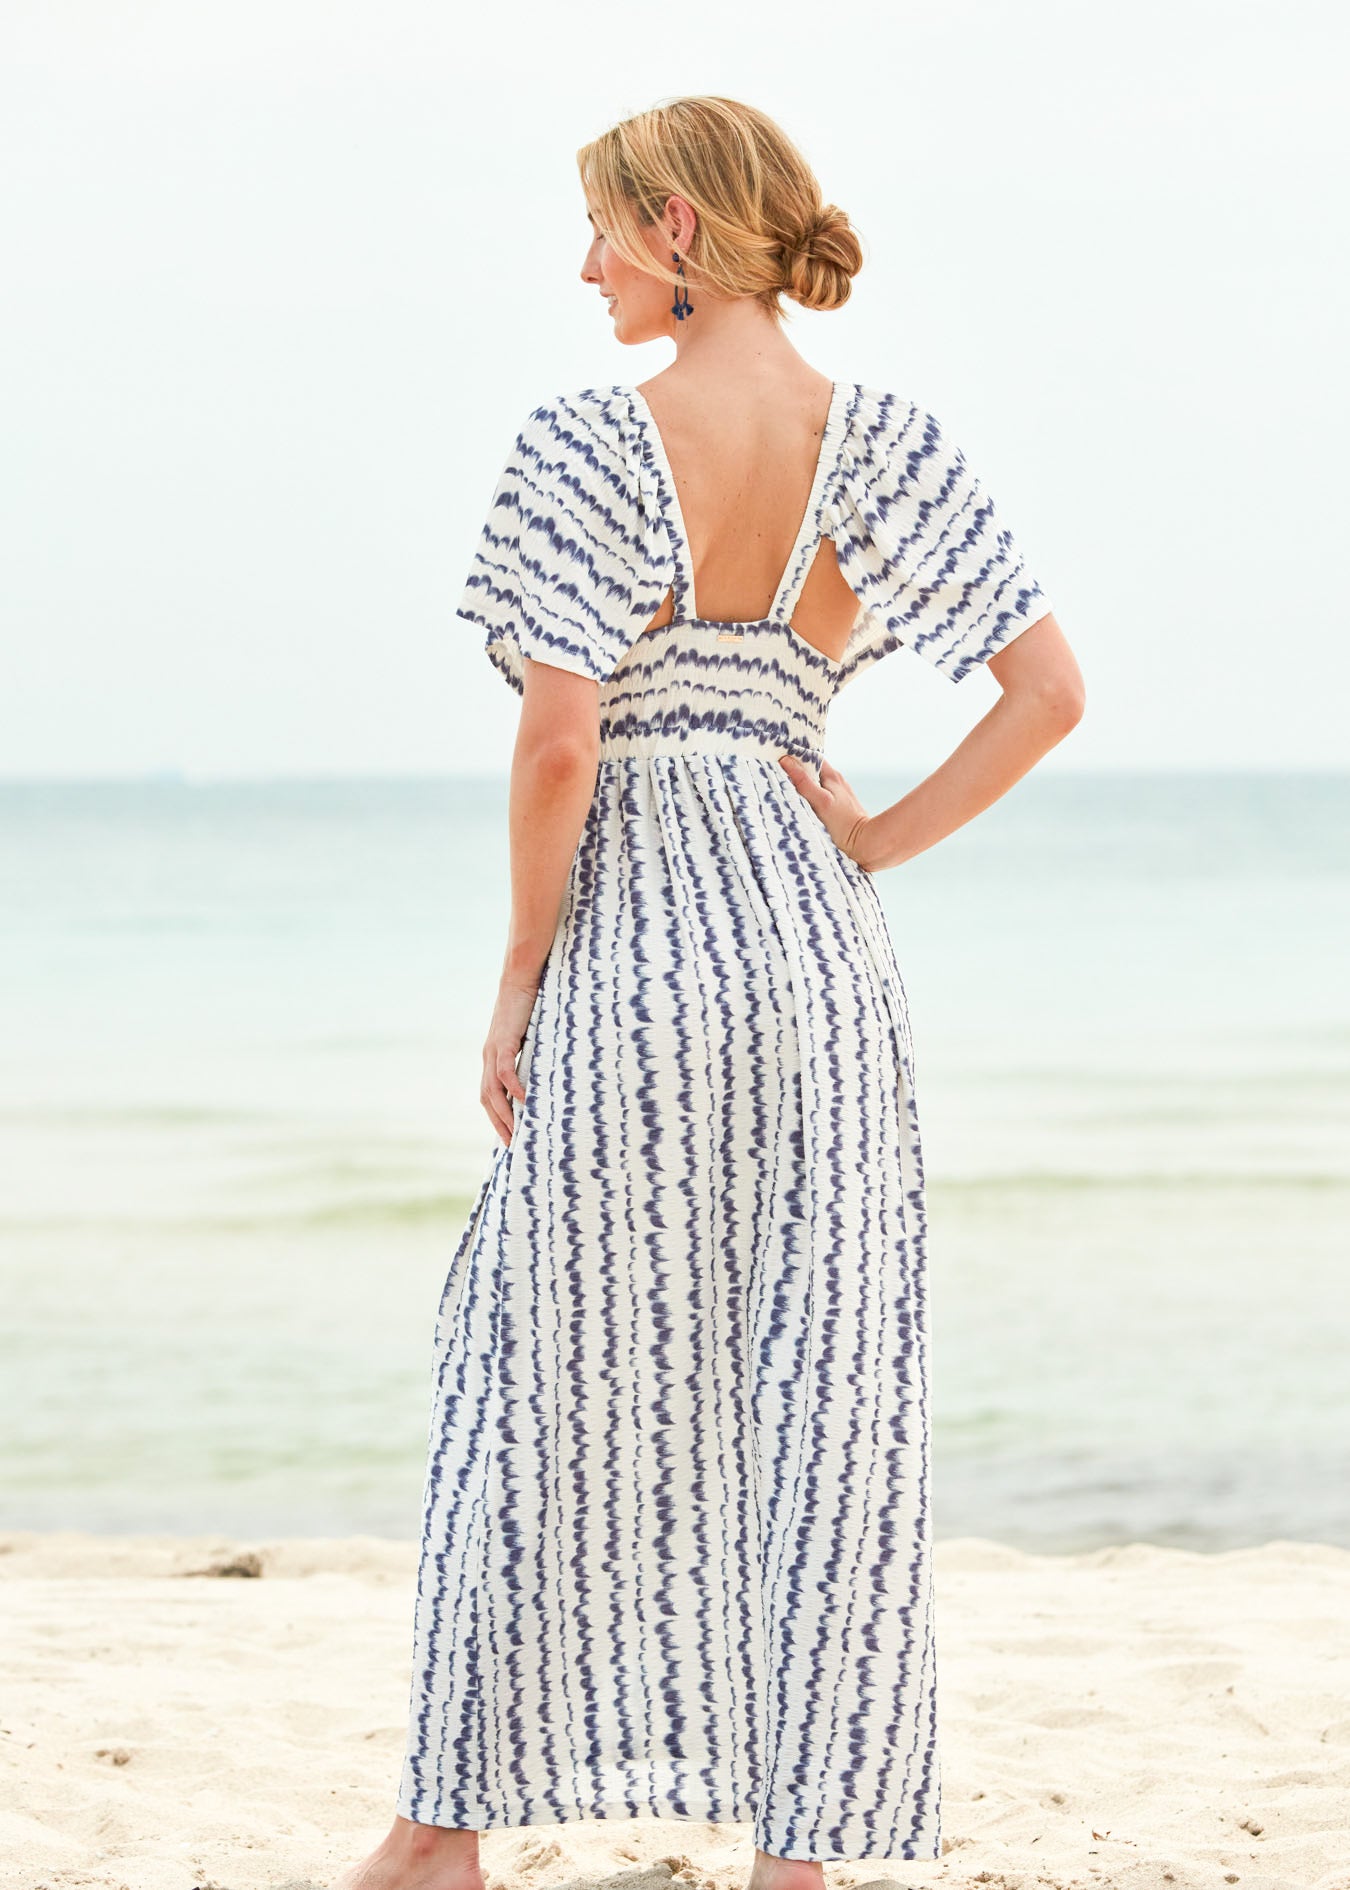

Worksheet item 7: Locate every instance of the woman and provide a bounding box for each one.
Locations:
[334,95,1083,1890]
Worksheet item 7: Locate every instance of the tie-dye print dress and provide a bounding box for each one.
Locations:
[395,381,1051,1862]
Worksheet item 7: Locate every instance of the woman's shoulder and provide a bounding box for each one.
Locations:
[501,378,960,493]
[516,380,928,448]
[832,383,990,509]
[497,385,644,492]
[841,382,952,452]
[509,383,637,440]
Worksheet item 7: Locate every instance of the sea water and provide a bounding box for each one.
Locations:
[2,772,1346,1550]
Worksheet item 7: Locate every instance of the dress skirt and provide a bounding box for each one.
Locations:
[394,747,940,1863]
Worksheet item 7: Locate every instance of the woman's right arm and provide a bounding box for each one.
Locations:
[482,659,602,1147]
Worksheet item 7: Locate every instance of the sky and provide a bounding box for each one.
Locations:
[2,0,1346,778]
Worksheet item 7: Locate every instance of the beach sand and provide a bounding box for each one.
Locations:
[1,1532,1347,1890]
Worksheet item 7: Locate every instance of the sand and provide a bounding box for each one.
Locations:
[1,1531,1347,1890]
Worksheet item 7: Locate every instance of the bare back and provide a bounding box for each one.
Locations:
[634,374,864,664]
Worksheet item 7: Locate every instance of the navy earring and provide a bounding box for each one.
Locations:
[670,249,694,321]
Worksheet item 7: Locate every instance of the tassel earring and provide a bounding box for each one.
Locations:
[670,249,694,321]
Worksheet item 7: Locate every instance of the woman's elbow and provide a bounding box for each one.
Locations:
[527,729,601,782]
[990,614,1085,732]
[1016,627,1086,733]
[1041,668,1087,733]
[997,665,1085,736]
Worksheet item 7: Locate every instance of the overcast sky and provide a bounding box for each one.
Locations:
[3,0,1345,778]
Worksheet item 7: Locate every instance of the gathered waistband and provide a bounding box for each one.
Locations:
[599,725,825,769]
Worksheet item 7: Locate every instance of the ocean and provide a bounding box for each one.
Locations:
[2,772,1346,1551]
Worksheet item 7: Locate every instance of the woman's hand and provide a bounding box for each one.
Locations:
[482,977,541,1148]
[777,753,874,870]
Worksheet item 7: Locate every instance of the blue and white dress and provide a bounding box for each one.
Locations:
[396,381,1051,1862]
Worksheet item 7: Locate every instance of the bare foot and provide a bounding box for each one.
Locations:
[328,1814,483,1890]
[745,1845,825,1890]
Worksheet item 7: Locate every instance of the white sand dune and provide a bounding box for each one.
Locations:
[2,1532,1348,1890]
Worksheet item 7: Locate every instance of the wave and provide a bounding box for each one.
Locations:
[3,1167,1348,1239]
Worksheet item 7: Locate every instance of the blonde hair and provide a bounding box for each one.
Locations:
[576,96,863,319]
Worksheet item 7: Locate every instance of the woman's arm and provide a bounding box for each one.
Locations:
[778,612,1085,872]
[482,660,601,1146]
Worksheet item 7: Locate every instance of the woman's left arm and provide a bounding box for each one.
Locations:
[780,612,1085,872]
[483,660,602,1147]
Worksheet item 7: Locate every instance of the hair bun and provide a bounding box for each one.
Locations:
[783,201,863,312]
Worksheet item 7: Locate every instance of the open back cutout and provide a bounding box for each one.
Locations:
[642,540,859,666]
[631,382,861,667]
[786,537,864,666]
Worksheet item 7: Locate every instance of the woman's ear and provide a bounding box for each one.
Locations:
[664,192,698,254]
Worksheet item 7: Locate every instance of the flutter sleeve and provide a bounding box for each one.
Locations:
[457,393,676,695]
[825,389,1052,689]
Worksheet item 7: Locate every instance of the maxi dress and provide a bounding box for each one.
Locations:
[394,380,1051,1863]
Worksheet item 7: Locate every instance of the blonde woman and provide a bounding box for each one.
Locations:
[334,95,1083,1890]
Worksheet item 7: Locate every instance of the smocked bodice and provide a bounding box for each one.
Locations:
[597,615,838,766]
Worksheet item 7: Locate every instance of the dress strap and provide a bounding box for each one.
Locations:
[629,389,697,621]
[769,381,855,625]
